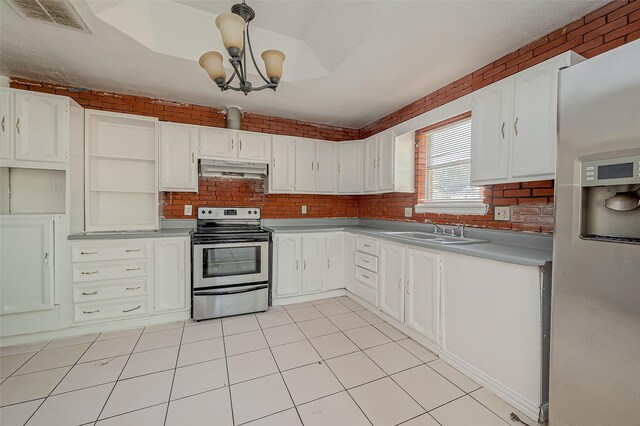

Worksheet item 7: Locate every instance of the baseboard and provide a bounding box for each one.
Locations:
[439,351,542,422]
[273,289,347,306]
[0,310,191,347]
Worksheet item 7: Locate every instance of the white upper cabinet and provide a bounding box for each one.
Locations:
[159,122,198,192]
[337,141,363,193]
[200,127,236,159]
[471,79,513,183]
[471,52,584,185]
[270,136,295,192]
[511,56,566,179]
[363,136,378,192]
[0,88,12,161]
[315,141,338,193]
[238,131,271,162]
[154,238,189,312]
[301,234,325,294]
[377,130,394,192]
[325,233,345,291]
[379,242,404,322]
[294,138,316,192]
[404,247,440,345]
[0,216,55,315]
[274,234,302,298]
[14,91,67,164]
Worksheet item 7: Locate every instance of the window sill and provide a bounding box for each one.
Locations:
[414,202,488,215]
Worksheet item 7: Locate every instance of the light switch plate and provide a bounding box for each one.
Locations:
[404,207,413,218]
[495,206,510,221]
[184,205,192,216]
[302,206,307,214]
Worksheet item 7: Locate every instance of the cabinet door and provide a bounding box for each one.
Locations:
[511,59,562,179]
[0,88,12,161]
[344,234,356,294]
[200,127,237,159]
[404,247,440,344]
[379,242,404,322]
[470,79,513,184]
[159,123,198,192]
[325,233,345,291]
[238,131,270,162]
[154,238,188,312]
[294,139,316,192]
[0,217,54,314]
[377,130,394,192]
[14,92,66,164]
[301,234,325,294]
[338,141,363,193]
[275,235,302,297]
[315,141,338,193]
[270,136,295,191]
[363,136,378,192]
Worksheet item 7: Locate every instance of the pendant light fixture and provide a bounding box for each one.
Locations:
[199,1,286,95]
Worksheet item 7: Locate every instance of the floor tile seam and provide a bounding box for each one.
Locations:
[467,391,516,426]
[90,401,168,425]
[396,411,444,426]
[22,339,98,426]
[2,351,40,380]
[12,342,95,376]
[162,322,186,426]
[94,327,146,422]
[422,359,479,396]
[220,317,237,426]
[94,331,143,343]
[256,315,305,426]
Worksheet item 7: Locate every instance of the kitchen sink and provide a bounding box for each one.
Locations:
[380,231,487,245]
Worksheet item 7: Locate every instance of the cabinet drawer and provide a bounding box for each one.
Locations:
[72,279,149,303]
[356,281,378,307]
[74,298,150,323]
[72,260,149,283]
[72,242,149,263]
[356,237,378,256]
[356,266,377,289]
[355,252,378,272]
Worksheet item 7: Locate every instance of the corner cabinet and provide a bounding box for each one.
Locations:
[159,122,198,192]
[0,88,78,170]
[471,52,584,185]
[0,216,55,315]
[337,141,363,193]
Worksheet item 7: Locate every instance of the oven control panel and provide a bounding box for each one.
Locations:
[198,207,261,220]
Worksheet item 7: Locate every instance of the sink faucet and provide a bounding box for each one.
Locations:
[424,219,447,235]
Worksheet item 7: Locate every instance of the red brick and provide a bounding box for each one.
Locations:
[584,0,628,23]
[518,197,549,205]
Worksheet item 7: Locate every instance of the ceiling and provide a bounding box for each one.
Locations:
[0,0,607,128]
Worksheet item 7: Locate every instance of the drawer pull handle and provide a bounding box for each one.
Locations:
[126,286,141,291]
[81,291,98,296]
[123,305,141,313]
[363,244,371,248]
[82,271,99,275]
[126,267,142,272]
[83,309,100,314]
[81,251,98,255]
[362,274,370,279]
[362,259,369,263]
[125,249,142,253]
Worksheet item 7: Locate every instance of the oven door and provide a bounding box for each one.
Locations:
[193,241,269,288]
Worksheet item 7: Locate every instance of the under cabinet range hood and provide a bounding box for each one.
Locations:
[199,159,267,179]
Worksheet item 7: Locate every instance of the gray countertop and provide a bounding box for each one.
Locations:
[263,219,553,267]
[68,227,193,240]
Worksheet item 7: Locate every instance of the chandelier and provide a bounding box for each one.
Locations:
[199,1,286,95]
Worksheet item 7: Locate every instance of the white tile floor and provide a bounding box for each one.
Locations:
[0,296,538,426]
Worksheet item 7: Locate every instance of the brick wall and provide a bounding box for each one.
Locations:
[9,0,639,230]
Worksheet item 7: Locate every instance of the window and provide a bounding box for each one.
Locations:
[415,117,487,214]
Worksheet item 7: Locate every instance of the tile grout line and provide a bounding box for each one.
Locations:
[162,321,186,426]
[220,316,237,426]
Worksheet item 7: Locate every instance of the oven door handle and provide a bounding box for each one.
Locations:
[194,284,268,296]
[193,241,269,249]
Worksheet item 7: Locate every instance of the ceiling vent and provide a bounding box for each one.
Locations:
[5,0,90,33]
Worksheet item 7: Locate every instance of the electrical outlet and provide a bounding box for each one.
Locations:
[184,205,193,216]
[301,205,307,214]
[495,206,511,221]
[404,207,413,218]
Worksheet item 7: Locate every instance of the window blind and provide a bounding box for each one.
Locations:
[425,118,483,203]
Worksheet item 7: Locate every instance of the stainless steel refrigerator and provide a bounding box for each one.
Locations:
[550,39,640,425]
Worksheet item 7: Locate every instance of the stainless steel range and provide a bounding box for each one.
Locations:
[192,207,270,320]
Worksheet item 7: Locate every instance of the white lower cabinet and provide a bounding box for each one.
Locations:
[0,216,55,315]
[70,237,190,324]
[378,242,404,322]
[274,232,347,301]
[154,238,190,312]
[404,247,441,344]
[344,233,356,294]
